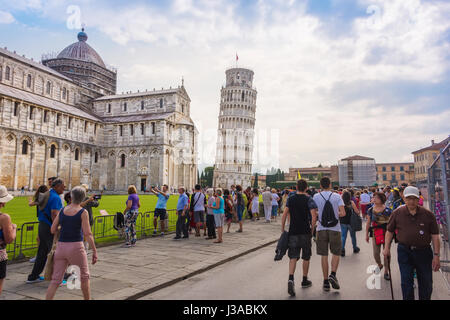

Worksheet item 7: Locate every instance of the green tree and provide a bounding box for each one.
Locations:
[317,172,323,180]
[203,167,214,187]
[253,173,259,188]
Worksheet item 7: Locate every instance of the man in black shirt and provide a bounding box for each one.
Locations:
[281,179,318,297]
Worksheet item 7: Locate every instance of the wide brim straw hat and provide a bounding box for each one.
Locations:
[0,185,14,203]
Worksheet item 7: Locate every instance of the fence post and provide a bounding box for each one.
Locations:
[17,223,27,260]
[440,148,450,246]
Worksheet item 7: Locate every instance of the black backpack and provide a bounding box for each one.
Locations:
[114,212,125,230]
[319,192,339,228]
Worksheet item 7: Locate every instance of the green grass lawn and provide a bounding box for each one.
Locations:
[4,193,263,261]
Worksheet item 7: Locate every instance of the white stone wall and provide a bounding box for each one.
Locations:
[213,68,257,188]
[0,54,198,192]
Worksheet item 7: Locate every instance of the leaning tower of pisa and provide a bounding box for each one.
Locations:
[212,68,257,188]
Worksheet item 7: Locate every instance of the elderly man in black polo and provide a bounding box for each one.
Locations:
[383,186,440,300]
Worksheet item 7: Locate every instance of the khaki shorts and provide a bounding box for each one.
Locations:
[316,230,342,256]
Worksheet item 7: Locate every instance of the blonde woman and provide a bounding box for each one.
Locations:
[46,186,98,300]
[271,189,280,222]
[123,185,140,247]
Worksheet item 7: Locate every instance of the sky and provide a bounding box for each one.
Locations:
[0,0,449,174]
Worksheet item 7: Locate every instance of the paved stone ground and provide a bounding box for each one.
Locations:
[1,219,282,300]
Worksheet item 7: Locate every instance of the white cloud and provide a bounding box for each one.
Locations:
[4,0,450,172]
[0,10,15,24]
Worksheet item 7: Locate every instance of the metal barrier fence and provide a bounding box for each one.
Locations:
[6,210,180,261]
[427,140,450,292]
[92,209,178,241]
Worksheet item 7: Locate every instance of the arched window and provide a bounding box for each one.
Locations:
[121,154,126,168]
[123,102,127,112]
[241,91,244,101]
[50,145,56,158]
[160,99,163,108]
[22,140,29,155]
[5,66,10,81]
[141,101,145,110]
[95,152,98,163]
[75,148,79,161]
[0,66,2,81]
[62,87,67,100]
[27,74,32,88]
[46,81,51,94]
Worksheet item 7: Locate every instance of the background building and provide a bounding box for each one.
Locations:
[412,137,450,185]
[0,29,198,192]
[213,67,257,188]
[285,166,339,183]
[376,162,415,187]
[338,155,376,187]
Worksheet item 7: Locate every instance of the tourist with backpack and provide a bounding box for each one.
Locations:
[366,192,392,280]
[340,190,361,257]
[281,180,318,296]
[234,185,245,233]
[312,177,346,291]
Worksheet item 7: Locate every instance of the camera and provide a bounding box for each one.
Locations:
[93,194,102,200]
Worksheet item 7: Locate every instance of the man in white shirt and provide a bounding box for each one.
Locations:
[313,177,345,292]
[262,187,273,223]
[360,190,371,219]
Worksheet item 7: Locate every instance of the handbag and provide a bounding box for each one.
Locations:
[44,226,60,281]
[350,208,362,232]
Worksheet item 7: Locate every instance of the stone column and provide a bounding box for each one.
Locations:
[56,141,62,178]
[136,154,141,191]
[43,140,48,185]
[28,143,34,191]
[68,148,73,190]
[13,136,19,191]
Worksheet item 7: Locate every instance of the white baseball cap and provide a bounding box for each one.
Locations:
[0,185,14,203]
[403,186,420,199]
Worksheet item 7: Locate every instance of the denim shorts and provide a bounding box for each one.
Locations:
[237,205,244,221]
[271,205,278,217]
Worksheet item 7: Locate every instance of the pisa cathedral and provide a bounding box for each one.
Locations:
[213,68,257,188]
[0,29,198,192]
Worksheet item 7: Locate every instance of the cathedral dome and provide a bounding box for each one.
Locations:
[57,28,106,68]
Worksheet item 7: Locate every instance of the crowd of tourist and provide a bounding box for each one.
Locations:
[0,177,443,300]
[278,177,441,300]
